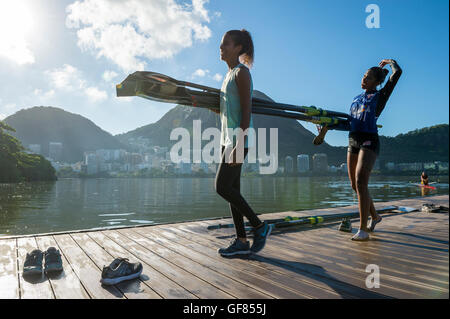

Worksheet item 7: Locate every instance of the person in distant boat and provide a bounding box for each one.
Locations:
[211,29,273,257]
[314,59,402,241]
[421,171,429,186]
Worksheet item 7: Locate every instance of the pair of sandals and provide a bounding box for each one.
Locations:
[23,247,63,277]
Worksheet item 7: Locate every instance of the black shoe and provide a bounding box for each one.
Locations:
[23,249,43,276]
[44,247,63,274]
[101,258,143,285]
[250,221,273,253]
[218,238,251,257]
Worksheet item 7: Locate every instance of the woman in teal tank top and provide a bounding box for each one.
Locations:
[212,29,273,257]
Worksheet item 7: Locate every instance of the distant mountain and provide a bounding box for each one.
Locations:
[4,106,128,163]
[379,124,449,163]
[116,90,348,165]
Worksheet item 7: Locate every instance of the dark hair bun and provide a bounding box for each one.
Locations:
[382,69,389,76]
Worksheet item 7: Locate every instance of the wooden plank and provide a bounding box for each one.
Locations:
[145,225,359,299]
[159,223,392,299]
[180,221,420,298]
[103,229,233,299]
[293,225,450,272]
[125,228,277,299]
[34,235,91,299]
[155,225,351,298]
[370,227,449,247]
[270,229,449,294]
[205,217,450,267]
[17,237,54,299]
[285,228,449,289]
[89,231,197,299]
[121,227,279,299]
[0,239,19,299]
[53,234,124,299]
[131,227,313,299]
[253,229,448,297]
[197,221,412,298]
[269,224,449,267]
[286,222,449,268]
[70,232,161,299]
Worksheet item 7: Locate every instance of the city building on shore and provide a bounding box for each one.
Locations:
[49,142,63,161]
[312,153,328,172]
[297,154,310,173]
[285,156,293,174]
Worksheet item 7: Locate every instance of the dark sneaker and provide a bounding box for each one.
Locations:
[23,249,43,276]
[338,217,352,232]
[100,258,143,285]
[44,247,63,274]
[218,238,251,257]
[250,221,273,253]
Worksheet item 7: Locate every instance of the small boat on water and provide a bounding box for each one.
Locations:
[411,183,437,190]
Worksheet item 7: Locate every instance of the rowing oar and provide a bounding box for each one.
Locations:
[207,205,398,230]
[253,98,350,120]
[129,86,348,126]
[252,106,348,125]
[132,83,348,126]
[246,205,400,232]
[116,71,350,122]
[207,215,302,230]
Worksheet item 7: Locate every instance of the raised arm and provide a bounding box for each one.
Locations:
[376,59,402,117]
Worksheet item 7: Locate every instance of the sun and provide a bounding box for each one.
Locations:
[0,1,35,65]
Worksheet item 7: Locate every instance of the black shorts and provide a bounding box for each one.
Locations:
[348,132,380,156]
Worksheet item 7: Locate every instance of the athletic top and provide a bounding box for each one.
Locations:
[220,63,255,148]
[349,60,402,134]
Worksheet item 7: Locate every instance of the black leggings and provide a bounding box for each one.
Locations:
[215,146,262,238]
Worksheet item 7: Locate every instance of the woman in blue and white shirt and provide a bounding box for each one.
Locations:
[315,59,402,240]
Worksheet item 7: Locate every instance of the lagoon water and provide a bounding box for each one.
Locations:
[0,175,448,236]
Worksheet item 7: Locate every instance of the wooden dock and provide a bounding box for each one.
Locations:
[0,195,448,299]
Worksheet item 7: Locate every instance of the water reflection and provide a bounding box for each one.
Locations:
[0,175,448,236]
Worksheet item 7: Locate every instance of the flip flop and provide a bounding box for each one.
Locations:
[368,216,382,232]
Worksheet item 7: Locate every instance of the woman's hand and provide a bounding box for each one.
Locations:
[379,59,394,68]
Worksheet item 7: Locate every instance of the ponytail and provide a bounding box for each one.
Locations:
[226,29,254,68]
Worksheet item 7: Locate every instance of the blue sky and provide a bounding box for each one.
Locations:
[0,0,448,146]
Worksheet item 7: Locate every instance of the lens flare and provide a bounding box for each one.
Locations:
[0,1,35,65]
